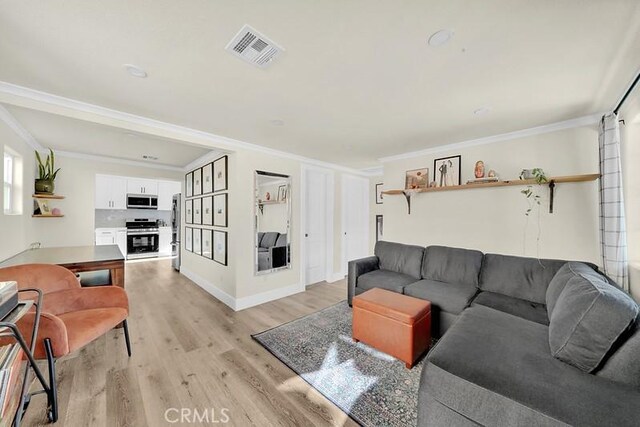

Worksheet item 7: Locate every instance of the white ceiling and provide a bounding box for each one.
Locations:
[1,0,639,168]
[3,104,212,168]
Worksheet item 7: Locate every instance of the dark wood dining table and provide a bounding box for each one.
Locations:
[0,245,125,288]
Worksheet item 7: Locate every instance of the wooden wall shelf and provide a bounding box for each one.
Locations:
[382,173,600,214]
[32,214,64,218]
[32,194,65,200]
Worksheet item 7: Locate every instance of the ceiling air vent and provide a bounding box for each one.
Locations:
[225,24,284,69]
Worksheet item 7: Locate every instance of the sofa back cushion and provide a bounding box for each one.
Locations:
[260,232,279,249]
[275,233,287,247]
[479,254,567,304]
[422,246,483,286]
[546,262,610,319]
[549,267,639,373]
[596,318,640,389]
[375,241,424,280]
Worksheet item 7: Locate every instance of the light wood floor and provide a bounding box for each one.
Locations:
[23,260,357,427]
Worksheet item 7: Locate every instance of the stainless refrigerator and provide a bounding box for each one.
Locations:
[171,193,181,271]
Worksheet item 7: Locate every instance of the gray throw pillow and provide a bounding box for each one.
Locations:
[546,262,574,318]
[549,267,639,372]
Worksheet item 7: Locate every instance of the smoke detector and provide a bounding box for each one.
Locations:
[225,24,284,69]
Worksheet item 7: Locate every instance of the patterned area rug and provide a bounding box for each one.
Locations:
[252,301,426,427]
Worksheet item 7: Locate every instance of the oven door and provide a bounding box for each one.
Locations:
[127,232,159,255]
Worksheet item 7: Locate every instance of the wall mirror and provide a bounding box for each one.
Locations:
[255,171,291,275]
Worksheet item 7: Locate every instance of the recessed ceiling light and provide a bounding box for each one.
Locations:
[428,29,454,47]
[142,155,158,161]
[123,64,147,78]
[270,119,285,126]
[474,107,492,116]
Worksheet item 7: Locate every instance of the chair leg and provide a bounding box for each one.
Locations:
[43,338,58,423]
[123,319,132,357]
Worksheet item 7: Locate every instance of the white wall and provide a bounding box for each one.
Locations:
[0,120,35,260]
[381,125,601,264]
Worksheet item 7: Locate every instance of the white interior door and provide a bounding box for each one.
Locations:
[304,168,328,285]
[342,175,370,273]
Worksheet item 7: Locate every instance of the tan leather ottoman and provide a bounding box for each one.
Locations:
[352,288,431,368]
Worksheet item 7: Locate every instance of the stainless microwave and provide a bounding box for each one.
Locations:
[126,194,158,209]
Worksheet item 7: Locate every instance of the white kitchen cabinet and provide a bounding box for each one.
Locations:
[95,229,116,245]
[159,227,172,255]
[158,180,182,211]
[116,229,127,257]
[127,178,158,195]
[95,175,127,209]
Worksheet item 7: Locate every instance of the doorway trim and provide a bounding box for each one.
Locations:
[300,163,335,287]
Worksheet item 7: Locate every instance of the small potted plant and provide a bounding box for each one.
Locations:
[35,149,61,195]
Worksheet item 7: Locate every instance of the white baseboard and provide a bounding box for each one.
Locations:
[180,267,236,310]
[180,267,304,311]
[235,283,304,311]
[326,272,346,283]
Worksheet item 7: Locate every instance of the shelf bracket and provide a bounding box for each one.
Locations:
[548,180,556,213]
[402,191,412,214]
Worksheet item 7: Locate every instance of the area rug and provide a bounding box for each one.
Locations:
[252,301,426,427]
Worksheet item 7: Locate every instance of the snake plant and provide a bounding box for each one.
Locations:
[35,148,61,181]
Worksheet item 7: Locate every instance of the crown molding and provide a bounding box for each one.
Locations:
[378,113,604,163]
[360,166,384,177]
[0,104,43,150]
[183,150,225,172]
[55,150,184,172]
[0,81,370,177]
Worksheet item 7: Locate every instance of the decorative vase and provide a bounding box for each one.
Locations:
[520,169,534,180]
[35,179,55,194]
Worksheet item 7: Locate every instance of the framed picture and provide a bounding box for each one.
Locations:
[375,183,384,204]
[185,200,193,224]
[434,155,462,187]
[277,185,287,202]
[202,163,213,194]
[405,168,429,189]
[376,215,383,242]
[202,196,213,226]
[185,172,193,198]
[202,229,213,259]
[213,230,228,266]
[36,199,52,215]
[193,198,202,225]
[193,168,203,196]
[193,228,202,255]
[213,193,228,227]
[185,227,193,252]
[213,155,228,192]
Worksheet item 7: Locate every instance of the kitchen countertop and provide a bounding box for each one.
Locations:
[0,245,125,267]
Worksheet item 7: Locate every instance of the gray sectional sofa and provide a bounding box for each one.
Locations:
[348,241,640,426]
[257,232,288,271]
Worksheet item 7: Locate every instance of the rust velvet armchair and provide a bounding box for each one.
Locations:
[0,263,131,421]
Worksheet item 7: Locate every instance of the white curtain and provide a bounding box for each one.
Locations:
[598,113,629,291]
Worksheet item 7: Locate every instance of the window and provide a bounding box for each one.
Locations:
[3,148,22,215]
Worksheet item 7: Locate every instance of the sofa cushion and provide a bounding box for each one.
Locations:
[275,233,287,247]
[422,246,483,286]
[596,319,640,389]
[260,232,279,249]
[403,279,476,314]
[356,269,416,294]
[374,241,424,280]
[479,254,567,304]
[545,262,574,317]
[471,291,548,325]
[424,306,640,426]
[549,268,639,372]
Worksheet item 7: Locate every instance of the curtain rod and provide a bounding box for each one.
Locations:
[614,71,640,115]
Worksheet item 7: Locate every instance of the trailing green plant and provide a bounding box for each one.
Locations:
[35,148,61,181]
[520,168,548,260]
[520,168,548,216]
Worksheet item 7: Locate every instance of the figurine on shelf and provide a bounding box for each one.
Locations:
[474,160,485,179]
[265,192,271,201]
[488,169,497,178]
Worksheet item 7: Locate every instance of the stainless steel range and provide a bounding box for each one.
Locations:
[126,218,159,260]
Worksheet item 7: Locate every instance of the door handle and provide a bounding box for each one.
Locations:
[305,233,308,237]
